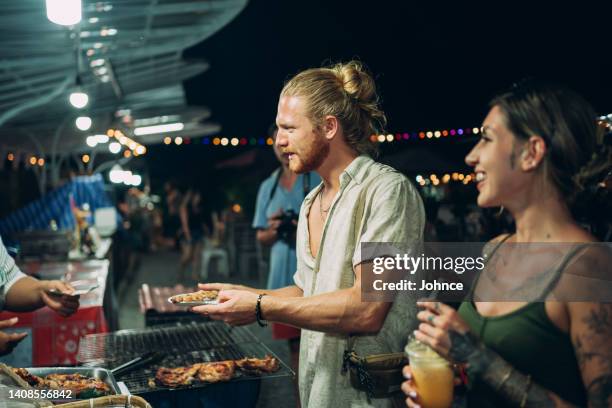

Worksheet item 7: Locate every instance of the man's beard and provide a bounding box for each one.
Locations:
[290,133,329,174]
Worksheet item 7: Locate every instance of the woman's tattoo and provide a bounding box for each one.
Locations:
[447,330,481,364]
[448,330,576,407]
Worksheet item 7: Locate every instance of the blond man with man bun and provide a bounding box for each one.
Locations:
[195,61,425,407]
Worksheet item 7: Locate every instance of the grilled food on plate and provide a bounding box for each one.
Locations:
[168,290,219,304]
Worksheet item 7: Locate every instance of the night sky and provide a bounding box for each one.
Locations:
[144,0,611,210]
[185,1,611,136]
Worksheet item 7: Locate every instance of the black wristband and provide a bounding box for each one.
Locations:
[256,293,267,327]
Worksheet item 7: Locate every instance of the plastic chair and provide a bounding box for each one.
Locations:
[200,246,230,281]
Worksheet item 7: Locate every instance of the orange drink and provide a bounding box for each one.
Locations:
[405,338,454,408]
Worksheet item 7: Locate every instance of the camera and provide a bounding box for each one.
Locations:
[276,209,298,244]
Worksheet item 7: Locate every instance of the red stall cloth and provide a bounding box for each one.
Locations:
[0,260,109,366]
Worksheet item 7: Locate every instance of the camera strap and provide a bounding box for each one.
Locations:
[265,168,311,213]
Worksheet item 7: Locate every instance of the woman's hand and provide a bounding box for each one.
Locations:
[414,301,473,361]
[401,365,420,408]
[402,364,463,407]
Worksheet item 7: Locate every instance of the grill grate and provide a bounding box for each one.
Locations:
[77,321,292,395]
[77,321,258,364]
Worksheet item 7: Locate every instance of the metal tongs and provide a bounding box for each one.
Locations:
[110,351,164,378]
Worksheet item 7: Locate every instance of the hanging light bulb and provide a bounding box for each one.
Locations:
[69,74,89,109]
[75,116,92,131]
[46,0,81,26]
[69,91,88,108]
[109,142,121,154]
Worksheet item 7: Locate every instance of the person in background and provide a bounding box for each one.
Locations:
[162,180,183,248]
[0,234,79,355]
[179,189,209,282]
[402,81,612,407]
[252,123,321,404]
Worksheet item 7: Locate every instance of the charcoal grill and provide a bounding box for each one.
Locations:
[77,321,293,398]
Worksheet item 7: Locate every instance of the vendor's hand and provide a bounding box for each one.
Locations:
[0,318,28,356]
[414,300,473,362]
[191,290,258,326]
[40,281,80,318]
[401,364,463,407]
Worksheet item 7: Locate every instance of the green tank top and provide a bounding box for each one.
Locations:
[459,302,586,407]
[458,238,588,407]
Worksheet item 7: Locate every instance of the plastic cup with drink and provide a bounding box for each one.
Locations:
[405,336,454,408]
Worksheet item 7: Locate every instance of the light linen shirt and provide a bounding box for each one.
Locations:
[294,155,425,408]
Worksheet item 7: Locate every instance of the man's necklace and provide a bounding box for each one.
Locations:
[318,187,332,220]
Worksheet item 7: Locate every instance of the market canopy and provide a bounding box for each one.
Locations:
[0,0,247,159]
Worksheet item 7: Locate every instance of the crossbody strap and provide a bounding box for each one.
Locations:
[347,176,380,351]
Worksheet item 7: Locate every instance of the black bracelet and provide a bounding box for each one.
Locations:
[256,293,267,327]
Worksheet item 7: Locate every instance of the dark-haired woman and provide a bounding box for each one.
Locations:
[403,82,612,407]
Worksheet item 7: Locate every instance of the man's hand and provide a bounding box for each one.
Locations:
[191,290,259,326]
[0,318,27,356]
[198,282,248,292]
[40,281,80,318]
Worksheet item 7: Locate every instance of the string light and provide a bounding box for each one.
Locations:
[415,172,476,186]
[155,124,488,148]
[37,158,45,166]
[8,153,14,161]
[29,156,37,165]
[82,154,90,163]
[368,127,482,143]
